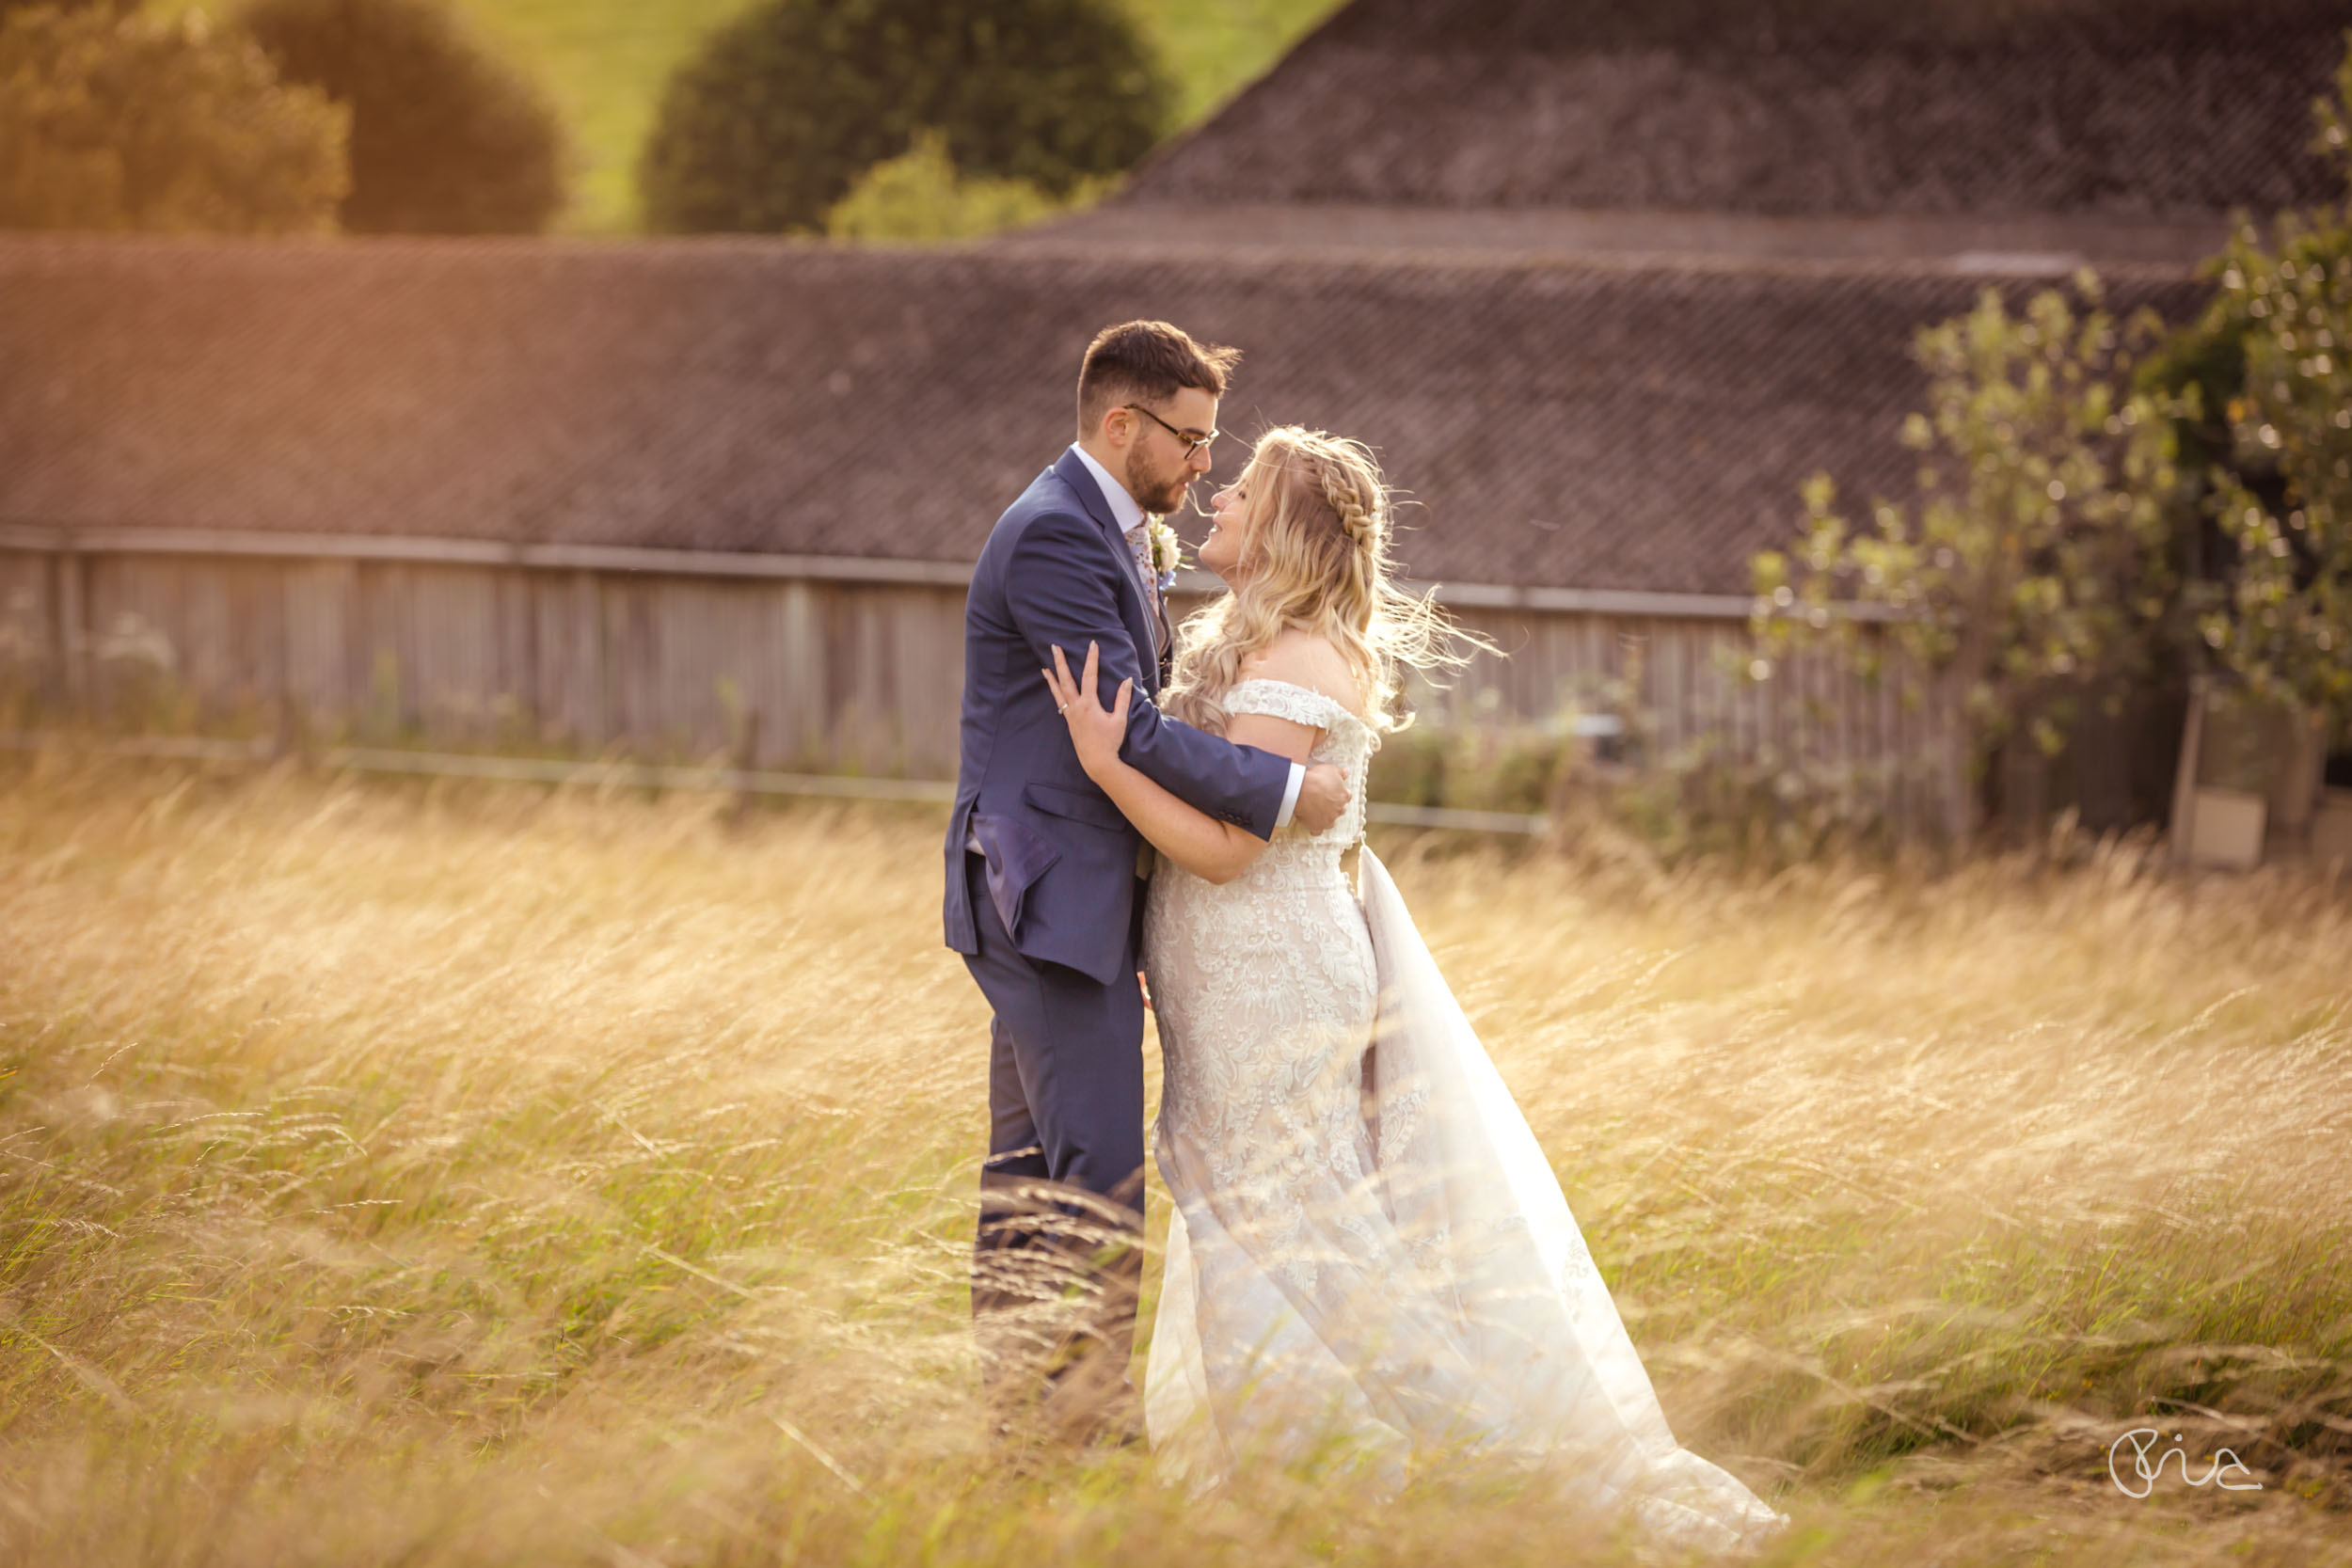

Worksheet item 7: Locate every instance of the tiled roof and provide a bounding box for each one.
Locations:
[0,237,2209,595]
[1019,203,2240,269]
[1120,0,2352,217]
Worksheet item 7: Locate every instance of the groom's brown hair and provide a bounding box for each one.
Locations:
[1076,321,1240,434]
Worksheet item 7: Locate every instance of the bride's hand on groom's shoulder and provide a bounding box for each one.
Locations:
[1042,641,1130,779]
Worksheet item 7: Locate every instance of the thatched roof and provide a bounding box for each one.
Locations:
[0,237,2207,596]
[1120,0,2352,218]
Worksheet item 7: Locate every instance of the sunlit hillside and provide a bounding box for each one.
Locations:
[1,754,2347,1565]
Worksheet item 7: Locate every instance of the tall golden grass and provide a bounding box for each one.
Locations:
[1,751,2347,1566]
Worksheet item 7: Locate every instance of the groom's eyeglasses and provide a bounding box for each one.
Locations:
[1123,404,1218,460]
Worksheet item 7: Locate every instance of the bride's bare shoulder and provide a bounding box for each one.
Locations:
[1238,631,1366,719]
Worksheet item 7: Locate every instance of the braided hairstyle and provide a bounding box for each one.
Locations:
[1163,425,1482,738]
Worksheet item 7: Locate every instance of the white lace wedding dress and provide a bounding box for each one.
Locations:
[1141,678,1785,1550]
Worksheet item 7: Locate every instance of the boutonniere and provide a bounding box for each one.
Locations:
[1145,518,1183,592]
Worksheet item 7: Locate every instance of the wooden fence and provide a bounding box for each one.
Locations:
[0,529,971,777]
[0,528,1973,835]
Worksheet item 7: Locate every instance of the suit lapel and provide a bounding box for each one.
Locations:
[1049,449,1162,693]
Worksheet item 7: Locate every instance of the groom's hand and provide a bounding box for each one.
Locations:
[1292,762,1351,835]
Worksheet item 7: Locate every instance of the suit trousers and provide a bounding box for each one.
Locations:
[960,853,1147,1425]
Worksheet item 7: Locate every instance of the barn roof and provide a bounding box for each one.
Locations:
[0,237,2208,597]
[1118,0,2352,219]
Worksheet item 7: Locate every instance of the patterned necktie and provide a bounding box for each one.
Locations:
[1125,522,1170,664]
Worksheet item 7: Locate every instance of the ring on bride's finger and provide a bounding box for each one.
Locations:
[1057,702,1071,714]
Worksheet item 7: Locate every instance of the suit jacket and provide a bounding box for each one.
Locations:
[944,448,1293,986]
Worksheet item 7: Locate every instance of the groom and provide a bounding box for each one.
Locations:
[945,321,1349,1434]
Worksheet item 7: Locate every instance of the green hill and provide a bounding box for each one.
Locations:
[440,0,1344,233]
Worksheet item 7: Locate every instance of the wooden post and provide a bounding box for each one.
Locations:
[37,548,66,714]
[733,707,760,824]
[2274,702,2327,855]
[52,546,89,718]
[271,563,296,762]
[2168,679,2206,869]
[273,689,308,765]
[1934,673,1971,847]
[574,568,606,750]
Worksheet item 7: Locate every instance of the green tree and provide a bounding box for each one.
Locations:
[243,0,565,233]
[640,0,1169,235]
[2199,228,2352,736]
[0,6,347,233]
[2144,37,2352,744]
[1751,278,2184,841]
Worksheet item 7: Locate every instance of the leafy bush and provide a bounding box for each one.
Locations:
[242,0,564,233]
[823,128,1071,242]
[2197,224,2352,737]
[1756,37,2352,841]
[641,0,1169,235]
[1751,279,2185,840]
[2141,35,2352,742]
[0,6,347,233]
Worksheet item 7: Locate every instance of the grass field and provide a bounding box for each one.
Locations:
[2,754,2349,1565]
[437,0,1345,233]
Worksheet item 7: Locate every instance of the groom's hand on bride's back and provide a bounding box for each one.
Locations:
[1293,763,1350,835]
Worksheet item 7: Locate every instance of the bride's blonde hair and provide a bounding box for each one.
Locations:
[1163,426,1484,738]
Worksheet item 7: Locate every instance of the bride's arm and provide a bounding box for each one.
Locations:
[1043,643,1319,886]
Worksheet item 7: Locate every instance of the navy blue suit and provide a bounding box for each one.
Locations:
[946,449,1292,1399]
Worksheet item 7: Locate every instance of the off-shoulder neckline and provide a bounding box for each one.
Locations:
[1224,676,1374,734]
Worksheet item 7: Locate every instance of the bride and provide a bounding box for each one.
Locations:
[1040,427,1785,1549]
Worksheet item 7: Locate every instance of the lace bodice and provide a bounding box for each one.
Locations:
[1143,674,1389,1286]
[1220,677,1375,861]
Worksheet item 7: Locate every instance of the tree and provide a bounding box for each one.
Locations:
[242,0,565,234]
[2144,37,2352,745]
[0,6,347,233]
[640,0,1169,235]
[2198,227,2352,738]
[1750,278,2185,841]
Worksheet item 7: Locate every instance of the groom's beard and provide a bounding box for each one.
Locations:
[1124,448,1193,516]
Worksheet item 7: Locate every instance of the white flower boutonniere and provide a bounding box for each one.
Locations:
[1145,518,1183,592]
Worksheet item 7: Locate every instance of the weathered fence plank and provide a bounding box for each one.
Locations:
[2,538,1986,831]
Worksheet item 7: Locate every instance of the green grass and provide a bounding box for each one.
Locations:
[436,0,750,234]
[436,0,1344,233]
[1127,0,1342,130]
[2,753,2348,1565]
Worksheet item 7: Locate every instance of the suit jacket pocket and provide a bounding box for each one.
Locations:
[1022,780,1130,834]
[968,814,1058,940]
